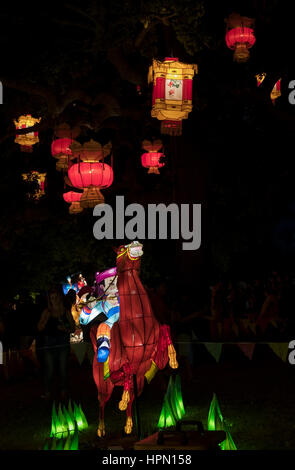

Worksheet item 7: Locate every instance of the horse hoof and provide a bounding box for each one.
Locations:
[119,390,130,411]
[168,344,179,369]
[97,427,105,438]
[124,417,133,435]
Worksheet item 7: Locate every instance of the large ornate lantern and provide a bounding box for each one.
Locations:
[22,171,46,200]
[148,57,198,136]
[256,73,281,104]
[51,123,80,171]
[141,139,165,174]
[63,191,83,214]
[225,13,256,63]
[14,115,41,152]
[68,162,113,208]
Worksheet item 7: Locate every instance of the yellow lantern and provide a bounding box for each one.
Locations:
[22,171,46,200]
[14,115,41,152]
[148,58,198,135]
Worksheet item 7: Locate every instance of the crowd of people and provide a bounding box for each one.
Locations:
[0,269,294,392]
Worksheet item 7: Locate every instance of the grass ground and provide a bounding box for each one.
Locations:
[1,343,295,450]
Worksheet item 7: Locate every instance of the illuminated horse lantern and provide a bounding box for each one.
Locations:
[84,241,178,437]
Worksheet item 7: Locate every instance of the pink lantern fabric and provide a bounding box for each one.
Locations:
[51,138,73,158]
[225,27,256,49]
[68,162,113,189]
[141,152,165,175]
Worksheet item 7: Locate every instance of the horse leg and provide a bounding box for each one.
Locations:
[98,400,106,437]
[151,325,178,372]
[111,363,132,411]
[124,393,134,434]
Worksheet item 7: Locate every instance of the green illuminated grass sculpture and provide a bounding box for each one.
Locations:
[157,375,185,429]
[207,393,237,450]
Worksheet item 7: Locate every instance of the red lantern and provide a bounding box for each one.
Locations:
[51,138,73,157]
[141,139,165,174]
[63,191,83,214]
[68,162,113,208]
[225,14,255,62]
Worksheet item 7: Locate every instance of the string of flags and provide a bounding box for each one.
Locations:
[69,341,291,365]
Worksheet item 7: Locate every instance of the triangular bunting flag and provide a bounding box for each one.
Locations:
[204,343,222,363]
[71,342,87,365]
[269,343,289,362]
[237,343,255,361]
[87,343,94,363]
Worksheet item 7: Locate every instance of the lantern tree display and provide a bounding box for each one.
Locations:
[63,191,83,214]
[148,57,198,136]
[67,139,113,208]
[14,115,41,152]
[22,171,46,200]
[141,139,166,174]
[51,123,80,171]
[256,73,281,104]
[225,13,256,63]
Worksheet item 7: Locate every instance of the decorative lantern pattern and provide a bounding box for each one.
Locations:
[225,14,256,62]
[22,171,46,200]
[63,191,83,214]
[14,115,41,152]
[256,73,281,104]
[148,57,198,136]
[68,162,113,208]
[141,139,165,174]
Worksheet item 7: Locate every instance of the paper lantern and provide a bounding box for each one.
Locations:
[70,139,112,163]
[14,115,41,152]
[148,57,198,136]
[68,162,113,208]
[22,171,46,200]
[225,14,256,62]
[256,73,281,104]
[141,139,165,174]
[63,191,83,214]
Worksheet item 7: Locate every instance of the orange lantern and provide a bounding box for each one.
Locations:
[255,73,281,104]
[225,13,256,63]
[148,57,198,136]
[63,191,83,214]
[141,139,165,174]
[22,171,46,200]
[14,115,41,152]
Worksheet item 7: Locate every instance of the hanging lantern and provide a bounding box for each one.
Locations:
[14,115,41,152]
[63,191,83,214]
[22,171,46,200]
[68,162,113,208]
[141,139,165,174]
[70,139,112,163]
[225,13,256,63]
[51,123,80,172]
[255,73,281,104]
[148,57,198,136]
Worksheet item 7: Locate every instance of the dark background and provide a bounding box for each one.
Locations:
[0,0,294,299]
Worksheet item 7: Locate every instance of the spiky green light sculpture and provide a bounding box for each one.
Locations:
[207,393,237,450]
[157,375,185,429]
